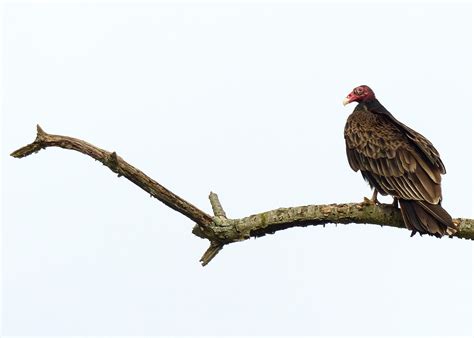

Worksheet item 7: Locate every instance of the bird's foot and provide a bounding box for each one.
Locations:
[362,196,379,205]
[362,190,379,205]
[391,197,399,208]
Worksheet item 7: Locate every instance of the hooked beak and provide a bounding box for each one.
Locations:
[343,92,357,106]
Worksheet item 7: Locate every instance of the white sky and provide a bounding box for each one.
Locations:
[2,1,472,336]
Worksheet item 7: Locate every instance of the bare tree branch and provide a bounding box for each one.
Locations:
[191,202,474,242]
[11,125,474,266]
[11,125,213,227]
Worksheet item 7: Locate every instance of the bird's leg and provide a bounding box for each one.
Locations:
[392,197,399,208]
[371,190,379,204]
[363,190,380,205]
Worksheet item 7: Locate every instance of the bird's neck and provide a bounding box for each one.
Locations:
[358,99,390,115]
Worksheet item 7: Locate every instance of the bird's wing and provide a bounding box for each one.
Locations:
[368,103,446,174]
[395,122,446,174]
[345,115,442,204]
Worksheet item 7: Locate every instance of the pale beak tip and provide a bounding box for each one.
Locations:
[342,97,350,106]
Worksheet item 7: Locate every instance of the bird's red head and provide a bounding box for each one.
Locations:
[343,85,375,106]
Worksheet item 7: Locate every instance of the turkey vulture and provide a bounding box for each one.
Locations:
[343,85,457,237]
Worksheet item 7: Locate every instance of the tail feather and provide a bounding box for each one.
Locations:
[399,199,457,237]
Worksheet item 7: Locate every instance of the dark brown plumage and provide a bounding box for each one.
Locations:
[343,85,457,237]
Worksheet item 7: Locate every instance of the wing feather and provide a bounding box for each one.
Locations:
[344,110,443,204]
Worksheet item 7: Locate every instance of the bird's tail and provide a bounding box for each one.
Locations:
[399,199,457,237]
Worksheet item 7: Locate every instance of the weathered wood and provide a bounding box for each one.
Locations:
[11,125,214,227]
[192,203,474,242]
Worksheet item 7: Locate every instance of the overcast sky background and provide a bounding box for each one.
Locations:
[2,1,472,336]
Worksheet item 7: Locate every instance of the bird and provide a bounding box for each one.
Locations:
[342,85,457,237]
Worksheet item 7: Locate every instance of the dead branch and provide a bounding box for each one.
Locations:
[10,125,213,227]
[11,125,474,266]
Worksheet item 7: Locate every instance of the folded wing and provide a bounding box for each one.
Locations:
[344,114,443,204]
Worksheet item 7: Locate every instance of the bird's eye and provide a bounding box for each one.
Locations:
[354,87,364,95]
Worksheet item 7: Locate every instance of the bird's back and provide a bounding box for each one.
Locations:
[344,104,412,164]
